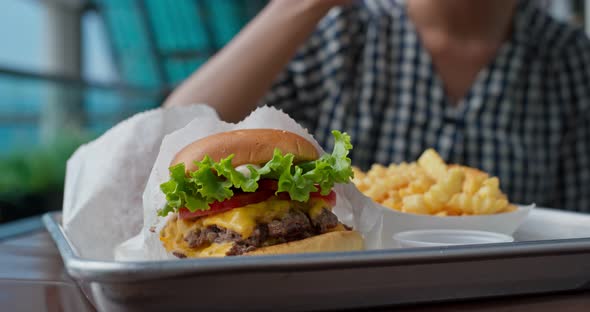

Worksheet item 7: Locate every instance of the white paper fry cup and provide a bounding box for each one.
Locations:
[373,203,533,249]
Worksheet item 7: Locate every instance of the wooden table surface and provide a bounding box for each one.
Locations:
[1,229,589,312]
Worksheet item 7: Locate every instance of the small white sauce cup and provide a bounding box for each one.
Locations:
[393,229,514,248]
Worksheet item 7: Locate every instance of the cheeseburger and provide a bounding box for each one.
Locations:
[158,129,364,258]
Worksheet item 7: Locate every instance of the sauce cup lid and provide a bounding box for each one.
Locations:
[393,229,514,248]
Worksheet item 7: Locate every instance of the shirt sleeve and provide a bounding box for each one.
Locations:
[556,32,590,213]
[258,64,308,125]
[258,5,365,133]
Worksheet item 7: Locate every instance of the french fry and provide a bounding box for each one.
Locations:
[452,165,489,195]
[477,177,502,198]
[402,194,429,215]
[417,148,448,182]
[423,168,465,213]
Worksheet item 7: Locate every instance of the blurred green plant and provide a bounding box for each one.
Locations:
[0,132,93,210]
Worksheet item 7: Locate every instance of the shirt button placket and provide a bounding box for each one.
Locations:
[439,110,463,162]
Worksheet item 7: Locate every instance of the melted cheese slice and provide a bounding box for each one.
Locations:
[309,199,329,220]
[199,242,235,257]
[203,199,291,238]
[160,198,333,258]
[160,218,234,258]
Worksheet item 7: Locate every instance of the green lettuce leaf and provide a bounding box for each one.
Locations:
[158,130,353,217]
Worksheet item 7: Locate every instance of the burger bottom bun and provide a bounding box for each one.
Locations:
[245,230,364,256]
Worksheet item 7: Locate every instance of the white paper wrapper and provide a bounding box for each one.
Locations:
[61,104,532,261]
[62,105,220,260]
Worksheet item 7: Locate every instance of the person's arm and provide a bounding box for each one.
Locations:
[163,0,350,122]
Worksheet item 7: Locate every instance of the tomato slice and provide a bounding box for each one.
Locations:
[311,190,337,206]
[178,190,274,220]
[178,179,336,220]
[260,178,336,205]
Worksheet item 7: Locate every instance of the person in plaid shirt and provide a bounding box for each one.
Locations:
[165,0,590,212]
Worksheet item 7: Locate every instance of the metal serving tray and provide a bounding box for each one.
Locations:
[43,209,590,312]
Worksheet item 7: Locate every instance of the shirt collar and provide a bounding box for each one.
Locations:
[362,0,541,45]
[362,0,406,18]
[511,0,543,47]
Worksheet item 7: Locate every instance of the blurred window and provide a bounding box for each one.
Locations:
[0,0,48,73]
[83,11,118,83]
[0,0,156,222]
[0,0,266,223]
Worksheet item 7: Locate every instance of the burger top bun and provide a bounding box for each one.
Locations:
[245,230,364,256]
[172,129,320,172]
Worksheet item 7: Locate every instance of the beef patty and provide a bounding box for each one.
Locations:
[181,208,342,257]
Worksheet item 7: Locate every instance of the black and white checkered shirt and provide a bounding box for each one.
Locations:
[261,0,590,212]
